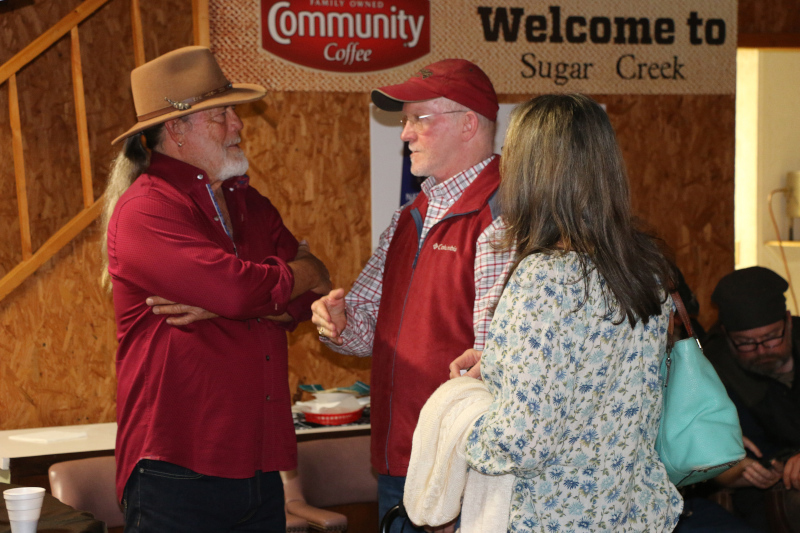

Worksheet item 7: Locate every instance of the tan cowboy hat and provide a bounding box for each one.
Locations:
[113,46,266,144]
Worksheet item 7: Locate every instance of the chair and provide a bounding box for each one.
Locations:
[286,510,311,532]
[48,456,124,531]
[282,435,379,532]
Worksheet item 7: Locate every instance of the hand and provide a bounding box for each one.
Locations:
[146,296,218,326]
[739,457,783,489]
[449,349,483,379]
[289,241,332,297]
[310,289,347,345]
[782,452,800,490]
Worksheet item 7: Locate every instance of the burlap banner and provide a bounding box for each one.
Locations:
[210,0,736,94]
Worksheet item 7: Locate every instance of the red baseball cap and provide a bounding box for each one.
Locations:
[371,59,498,122]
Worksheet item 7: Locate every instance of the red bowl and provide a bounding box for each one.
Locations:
[304,408,364,426]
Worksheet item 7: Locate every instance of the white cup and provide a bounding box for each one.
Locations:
[5,498,44,511]
[4,487,45,533]
[9,520,39,533]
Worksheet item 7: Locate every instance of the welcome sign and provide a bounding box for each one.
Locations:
[210,0,736,94]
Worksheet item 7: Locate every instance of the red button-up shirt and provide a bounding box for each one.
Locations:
[108,152,313,500]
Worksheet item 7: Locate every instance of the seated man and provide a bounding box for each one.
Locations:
[703,266,800,531]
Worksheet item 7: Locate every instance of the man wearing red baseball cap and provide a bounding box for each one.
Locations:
[312,59,514,532]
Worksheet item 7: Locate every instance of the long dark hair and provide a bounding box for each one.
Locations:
[500,94,673,326]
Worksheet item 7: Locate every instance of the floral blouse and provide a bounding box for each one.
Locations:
[465,253,682,532]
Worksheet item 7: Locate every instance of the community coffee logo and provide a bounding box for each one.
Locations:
[260,1,431,73]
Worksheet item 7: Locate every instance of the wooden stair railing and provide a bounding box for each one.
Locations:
[0,0,209,301]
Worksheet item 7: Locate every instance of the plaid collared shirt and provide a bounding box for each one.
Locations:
[326,155,514,356]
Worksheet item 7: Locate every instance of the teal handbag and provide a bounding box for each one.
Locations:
[656,293,746,487]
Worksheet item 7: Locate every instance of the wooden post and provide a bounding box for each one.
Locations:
[131,0,145,66]
[71,27,94,209]
[8,74,32,261]
[193,0,210,47]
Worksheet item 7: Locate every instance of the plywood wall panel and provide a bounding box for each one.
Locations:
[739,0,800,35]
[0,0,83,276]
[0,222,117,429]
[0,0,83,65]
[139,0,194,61]
[604,94,735,329]
[78,0,138,198]
[17,37,84,252]
[0,0,191,431]
[238,91,374,395]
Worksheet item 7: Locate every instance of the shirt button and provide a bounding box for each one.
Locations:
[266,355,270,361]
[266,395,271,401]
[213,216,219,221]
[197,175,203,180]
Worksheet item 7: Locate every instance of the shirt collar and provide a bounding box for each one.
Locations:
[146,152,250,191]
[420,155,497,202]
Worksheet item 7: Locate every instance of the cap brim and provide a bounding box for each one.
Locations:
[370,84,443,112]
[112,83,267,145]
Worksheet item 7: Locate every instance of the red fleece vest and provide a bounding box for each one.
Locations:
[370,158,500,476]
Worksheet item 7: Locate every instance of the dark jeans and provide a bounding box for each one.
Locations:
[123,459,285,533]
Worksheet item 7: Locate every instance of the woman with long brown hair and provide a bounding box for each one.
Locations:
[457,94,682,531]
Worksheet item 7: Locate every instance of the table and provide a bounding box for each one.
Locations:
[0,483,105,533]
[1,420,370,489]
[0,424,116,490]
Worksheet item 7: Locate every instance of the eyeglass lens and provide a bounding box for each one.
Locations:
[733,326,785,352]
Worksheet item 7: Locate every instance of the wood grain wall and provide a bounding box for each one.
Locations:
[0,0,192,429]
[0,0,794,430]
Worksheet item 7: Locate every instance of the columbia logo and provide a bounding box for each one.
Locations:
[432,243,457,252]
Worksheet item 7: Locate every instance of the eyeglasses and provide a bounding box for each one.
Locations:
[728,322,786,353]
[399,110,466,131]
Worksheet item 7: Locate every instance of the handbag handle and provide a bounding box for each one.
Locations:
[670,291,696,338]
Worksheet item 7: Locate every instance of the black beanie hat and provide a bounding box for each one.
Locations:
[711,266,788,332]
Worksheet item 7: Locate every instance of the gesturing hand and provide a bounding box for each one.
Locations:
[310,289,347,345]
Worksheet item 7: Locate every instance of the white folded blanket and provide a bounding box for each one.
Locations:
[404,376,514,533]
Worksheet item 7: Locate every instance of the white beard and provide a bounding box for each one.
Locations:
[218,152,249,181]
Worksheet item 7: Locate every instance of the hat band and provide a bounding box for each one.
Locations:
[136,83,233,122]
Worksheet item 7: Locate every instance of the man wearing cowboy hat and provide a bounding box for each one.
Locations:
[310,59,514,532]
[103,46,330,532]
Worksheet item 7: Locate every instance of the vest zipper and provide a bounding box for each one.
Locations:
[384,206,480,472]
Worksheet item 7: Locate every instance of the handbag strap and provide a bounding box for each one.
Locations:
[670,291,696,338]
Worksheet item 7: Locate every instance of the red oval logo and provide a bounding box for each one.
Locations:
[260,1,431,73]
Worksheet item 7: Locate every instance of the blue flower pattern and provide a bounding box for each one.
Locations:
[465,253,682,532]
